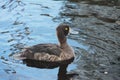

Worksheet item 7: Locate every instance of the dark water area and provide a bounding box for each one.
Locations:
[60,0,120,80]
[0,0,120,80]
[69,0,120,6]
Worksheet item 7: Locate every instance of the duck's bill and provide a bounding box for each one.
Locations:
[69,28,79,35]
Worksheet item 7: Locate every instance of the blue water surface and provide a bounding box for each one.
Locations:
[0,0,88,80]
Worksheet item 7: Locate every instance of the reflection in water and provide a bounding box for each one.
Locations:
[69,0,120,6]
[1,0,25,10]
[23,58,78,80]
[0,0,30,58]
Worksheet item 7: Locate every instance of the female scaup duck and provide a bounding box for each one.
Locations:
[14,24,75,80]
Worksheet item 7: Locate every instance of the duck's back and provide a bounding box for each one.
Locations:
[18,43,62,61]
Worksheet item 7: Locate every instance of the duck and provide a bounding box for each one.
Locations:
[14,24,75,80]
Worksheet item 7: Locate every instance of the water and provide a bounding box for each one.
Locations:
[0,0,84,80]
[0,0,63,57]
[60,0,120,80]
[2,0,119,80]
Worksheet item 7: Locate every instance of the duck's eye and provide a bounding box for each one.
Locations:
[65,27,68,31]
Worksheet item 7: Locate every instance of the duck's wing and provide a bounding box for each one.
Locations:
[14,43,62,60]
[29,43,62,56]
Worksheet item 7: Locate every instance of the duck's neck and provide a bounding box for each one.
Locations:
[57,33,68,48]
[58,37,68,48]
[60,42,69,49]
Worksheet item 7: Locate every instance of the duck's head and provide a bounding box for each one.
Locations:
[56,24,70,36]
[56,24,70,44]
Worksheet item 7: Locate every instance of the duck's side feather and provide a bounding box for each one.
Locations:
[16,43,62,61]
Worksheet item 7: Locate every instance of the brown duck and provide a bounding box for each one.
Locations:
[14,24,75,80]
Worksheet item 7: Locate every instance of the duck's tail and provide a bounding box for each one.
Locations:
[13,53,26,60]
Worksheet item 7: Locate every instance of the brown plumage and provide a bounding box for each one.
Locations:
[15,24,75,63]
[14,24,75,80]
